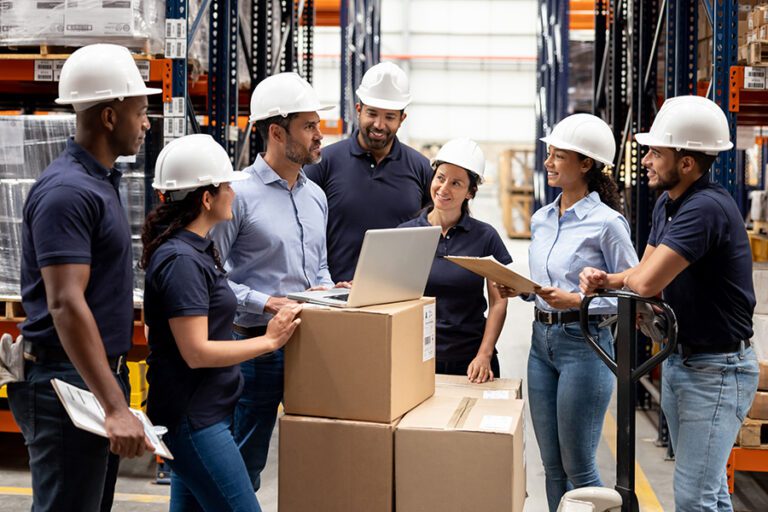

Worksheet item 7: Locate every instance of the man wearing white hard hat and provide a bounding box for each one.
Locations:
[399,138,512,382]
[6,44,160,511]
[580,96,758,511]
[210,72,341,492]
[304,61,433,282]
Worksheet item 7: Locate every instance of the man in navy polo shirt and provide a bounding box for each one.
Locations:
[304,62,432,282]
[7,44,160,512]
[579,96,758,511]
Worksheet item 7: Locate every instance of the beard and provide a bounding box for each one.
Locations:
[286,137,321,166]
[359,124,395,150]
[648,167,681,191]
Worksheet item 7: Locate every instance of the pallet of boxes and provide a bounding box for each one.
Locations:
[741,2,768,67]
[743,264,768,449]
[279,299,527,511]
[498,147,534,239]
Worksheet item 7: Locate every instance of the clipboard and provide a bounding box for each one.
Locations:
[51,378,174,460]
[445,256,541,294]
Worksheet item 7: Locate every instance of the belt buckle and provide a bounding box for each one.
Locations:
[545,311,555,324]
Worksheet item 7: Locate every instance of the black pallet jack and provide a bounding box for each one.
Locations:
[556,290,678,512]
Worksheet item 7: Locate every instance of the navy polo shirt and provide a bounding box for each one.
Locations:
[399,211,513,362]
[20,139,133,357]
[304,130,433,281]
[144,230,244,430]
[648,173,754,349]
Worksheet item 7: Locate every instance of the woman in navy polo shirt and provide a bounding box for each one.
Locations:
[497,114,638,511]
[141,134,302,512]
[400,138,511,383]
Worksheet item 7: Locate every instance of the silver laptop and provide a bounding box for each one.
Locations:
[288,226,441,308]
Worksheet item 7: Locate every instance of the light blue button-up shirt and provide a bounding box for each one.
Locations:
[529,191,639,314]
[210,155,333,327]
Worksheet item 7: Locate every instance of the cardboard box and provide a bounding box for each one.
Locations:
[284,298,436,423]
[754,264,768,314]
[279,415,396,512]
[758,360,768,391]
[435,374,523,400]
[753,314,768,361]
[396,395,526,512]
[749,390,768,420]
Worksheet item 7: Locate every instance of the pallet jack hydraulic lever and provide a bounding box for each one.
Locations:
[556,290,678,512]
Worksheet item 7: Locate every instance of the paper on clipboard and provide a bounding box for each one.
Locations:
[445,256,541,294]
[50,378,173,460]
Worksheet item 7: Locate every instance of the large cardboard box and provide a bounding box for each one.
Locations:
[754,264,768,314]
[749,391,768,420]
[284,298,436,422]
[279,415,396,512]
[752,314,768,361]
[396,395,526,512]
[759,360,768,391]
[435,374,523,400]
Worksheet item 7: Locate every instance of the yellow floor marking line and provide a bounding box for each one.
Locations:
[603,411,664,511]
[0,487,169,504]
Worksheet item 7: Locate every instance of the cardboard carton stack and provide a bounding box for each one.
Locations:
[743,2,768,66]
[279,300,526,511]
[741,264,768,447]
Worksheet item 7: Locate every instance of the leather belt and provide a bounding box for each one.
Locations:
[23,340,126,373]
[675,339,750,357]
[534,307,604,325]
[233,324,268,338]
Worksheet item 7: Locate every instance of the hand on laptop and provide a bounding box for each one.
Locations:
[334,281,353,289]
[265,296,299,315]
[306,285,330,291]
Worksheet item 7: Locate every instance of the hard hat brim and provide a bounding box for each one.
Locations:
[540,135,615,167]
[634,132,734,154]
[248,103,335,123]
[356,93,410,111]
[55,86,163,105]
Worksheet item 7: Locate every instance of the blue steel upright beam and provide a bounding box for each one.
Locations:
[208,0,239,162]
[666,0,698,98]
[711,0,741,210]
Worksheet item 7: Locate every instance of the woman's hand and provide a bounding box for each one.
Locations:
[265,304,303,351]
[536,287,581,310]
[467,353,495,383]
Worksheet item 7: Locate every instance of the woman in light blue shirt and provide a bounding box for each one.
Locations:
[498,114,638,511]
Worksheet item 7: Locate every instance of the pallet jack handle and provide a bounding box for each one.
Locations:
[579,290,678,382]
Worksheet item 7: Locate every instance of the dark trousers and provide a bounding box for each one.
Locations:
[435,353,501,377]
[8,361,130,512]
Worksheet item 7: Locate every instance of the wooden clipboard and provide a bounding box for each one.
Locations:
[445,256,541,294]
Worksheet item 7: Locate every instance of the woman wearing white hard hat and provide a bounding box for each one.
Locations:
[399,138,512,382]
[496,114,638,511]
[141,134,301,512]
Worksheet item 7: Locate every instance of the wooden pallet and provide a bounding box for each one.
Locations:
[0,41,154,59]
[738,417,768,449]
[0,296,25,321]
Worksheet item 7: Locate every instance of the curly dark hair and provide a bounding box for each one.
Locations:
[140,185,225,271]
[577,154,622,212]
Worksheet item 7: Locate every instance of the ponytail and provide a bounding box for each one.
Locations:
[578,155,622,212]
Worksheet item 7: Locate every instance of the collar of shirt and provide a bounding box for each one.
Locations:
[663,172,711,219]
[349,129,403,162]
[414,208,473,232]
[174,229,214,254]
[542,190,601,221]
[65,138,121,188]
[247,153,307,190]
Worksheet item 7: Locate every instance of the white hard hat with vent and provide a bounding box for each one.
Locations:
[356,62,412,110]
[432,138,486,183]
[55,44,161,111]
[152,134,249,201]
[540,113,616,167]
[635,95,733,155]
[249,72,333,123]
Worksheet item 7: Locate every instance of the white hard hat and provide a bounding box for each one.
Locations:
[55,44,161,111]
[540,113,616,167]
[635,95,733,155]
[432,138,486,183]
[152,134,249,200]
[356,62,412,110]
[249,72,333,123]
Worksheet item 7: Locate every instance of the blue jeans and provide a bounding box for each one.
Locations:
[7,361,129,512]
[232,331,283,492]
[527,320,615,512]
[163,416,260,512]
[661,345,758,512]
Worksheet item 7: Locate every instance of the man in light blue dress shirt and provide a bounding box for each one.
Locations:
[210,72,337,492]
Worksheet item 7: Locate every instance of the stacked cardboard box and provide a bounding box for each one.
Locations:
[279,301,527,511]
[747,265,768,427]
[744,3,768,65]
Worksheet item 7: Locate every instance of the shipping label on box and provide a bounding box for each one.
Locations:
[423,302,436,362]
[744,66,767,89]
[64,0,135,37]
[749,29,759,44]
[761,24,768,41]
[279,415,396,512]
[396,395,526,512]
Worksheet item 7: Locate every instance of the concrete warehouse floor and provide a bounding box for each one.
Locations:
[0,186,767,511]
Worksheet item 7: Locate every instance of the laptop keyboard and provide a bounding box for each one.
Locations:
[327,293,350,302]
